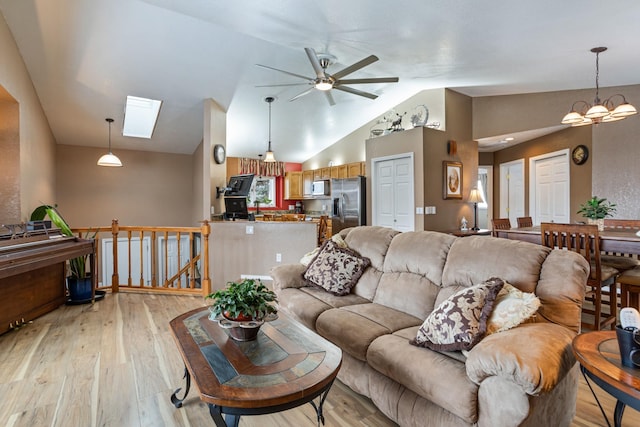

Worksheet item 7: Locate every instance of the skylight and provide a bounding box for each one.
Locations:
[122,95,162,138]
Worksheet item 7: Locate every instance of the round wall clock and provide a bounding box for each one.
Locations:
[571,145,589,165]
[213,144,226,164]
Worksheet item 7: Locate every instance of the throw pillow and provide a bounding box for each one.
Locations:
[303,240,371,296]
[299,234,348,266]
[410,277,505,351]
[486,282,540,335]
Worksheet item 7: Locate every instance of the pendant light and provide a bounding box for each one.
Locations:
[264,97,276,162]
[97,118,123,167]
[561,47,637,126]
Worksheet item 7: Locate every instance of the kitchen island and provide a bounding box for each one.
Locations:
[210,220,316,290]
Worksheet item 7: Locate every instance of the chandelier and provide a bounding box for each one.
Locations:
[561,47,637,127]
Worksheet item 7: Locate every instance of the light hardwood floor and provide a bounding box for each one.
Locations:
[0,293,638,427]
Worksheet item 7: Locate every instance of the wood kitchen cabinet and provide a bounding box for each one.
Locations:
[347,162,364,177]
[285,171,303,199]
[303,170,314,196]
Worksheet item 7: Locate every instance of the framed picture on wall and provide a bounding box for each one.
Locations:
[443,161,462,199]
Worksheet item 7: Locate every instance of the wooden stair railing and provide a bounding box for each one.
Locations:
[73,219,211,297]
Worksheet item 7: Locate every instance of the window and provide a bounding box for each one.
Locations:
[249,176,276,208]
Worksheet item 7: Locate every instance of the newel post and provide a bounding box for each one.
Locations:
[111,219,120,293]
[200,219,211,297]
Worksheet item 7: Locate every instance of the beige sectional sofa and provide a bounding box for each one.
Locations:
[270,226,589,427]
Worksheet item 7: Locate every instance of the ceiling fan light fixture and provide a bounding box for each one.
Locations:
[97,118,123,167]
[315,79,333,91]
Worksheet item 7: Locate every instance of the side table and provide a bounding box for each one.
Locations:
[572,331,640,427]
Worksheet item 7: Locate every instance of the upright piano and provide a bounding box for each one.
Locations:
[0,226,96,335]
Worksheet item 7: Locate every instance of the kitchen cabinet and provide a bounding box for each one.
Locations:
[347,162,364,177]
[330,167,339,179]
[336,165,348,178]
[285,171,303,200]
[320,167,331,179]
[303,170,314,196]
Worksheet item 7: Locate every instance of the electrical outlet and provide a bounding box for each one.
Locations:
[425,206,436,215]
[246,225,254,234]
[276,253,282,262]
[416,207,424,214]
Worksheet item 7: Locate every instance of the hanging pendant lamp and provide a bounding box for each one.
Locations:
[264,97,276,162]
[97,118,123,167]
[561,47,637,126]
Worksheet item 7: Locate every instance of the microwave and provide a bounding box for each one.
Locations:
[311,180,330,196]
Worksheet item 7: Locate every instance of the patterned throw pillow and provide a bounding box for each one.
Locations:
[303,240,371,296]
[486,282,540,335]
[299,234,348,266]
[410,277,505,351]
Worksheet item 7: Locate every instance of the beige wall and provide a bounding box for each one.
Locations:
[0,13,57,222]
[205,99,227,218]
[492,127,592,222]
[474,85,640,220]
[55,145,195,227]
[364,89,477,232]
[304,89,446,170]
[0,91,20,224]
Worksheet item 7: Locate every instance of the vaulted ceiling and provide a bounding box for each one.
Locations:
[2,0,640,162]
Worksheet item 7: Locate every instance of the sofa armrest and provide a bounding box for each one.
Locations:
[465,323,577,395]
[270,264,308,292]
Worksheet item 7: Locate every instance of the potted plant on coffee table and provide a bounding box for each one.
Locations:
[206,278,278,341]
[577,196,616,231]
[31,205,96,302]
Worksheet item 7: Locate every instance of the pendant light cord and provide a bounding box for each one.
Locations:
[594,50,601,104]
[268,100,272,151]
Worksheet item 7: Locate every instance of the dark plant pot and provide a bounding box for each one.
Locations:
[67,276,93,301]
[228,322,262,341]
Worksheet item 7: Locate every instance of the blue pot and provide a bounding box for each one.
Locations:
[67,276,93,301]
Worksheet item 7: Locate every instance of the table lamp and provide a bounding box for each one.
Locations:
[468,188,485,231]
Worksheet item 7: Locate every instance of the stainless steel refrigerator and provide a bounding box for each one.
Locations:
[331,176,366,234]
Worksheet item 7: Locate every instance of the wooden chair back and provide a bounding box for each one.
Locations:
[516,216,533,228]
[317,215,328,246]
[491,218,512,236]
[540,222,616,330]
[281,213,306,222]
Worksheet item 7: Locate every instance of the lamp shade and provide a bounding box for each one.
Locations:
[468,188,484,203]
[264,149,276,162]
[611,102,638,118]
[97,152,123,167]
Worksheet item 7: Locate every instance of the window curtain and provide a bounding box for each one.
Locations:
[239,158,286,177]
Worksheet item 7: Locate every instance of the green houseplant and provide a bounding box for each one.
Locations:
[577,196,616,230]
[206,278,277,321]
[31,205,95,300]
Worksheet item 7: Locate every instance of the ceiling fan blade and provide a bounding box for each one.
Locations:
[256,63,313,81]
[289,87,315,102]
[304,47,326,79]
[255,83,311,88]
[331,55,378,80]
[324,91,336,106]
[333,85,378,100]
[336,77,399,85]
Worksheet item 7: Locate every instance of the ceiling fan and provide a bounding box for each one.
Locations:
[256,48,399,106]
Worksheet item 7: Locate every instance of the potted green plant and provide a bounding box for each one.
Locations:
[206,279,278,341]
[577,196,616,231]
[31,205,95,301]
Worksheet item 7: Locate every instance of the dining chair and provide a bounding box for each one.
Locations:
[516,216,533,228]
[491,218,512,237]
[540,222,618,331]
[317,215,328,246]
[601,219,640,272]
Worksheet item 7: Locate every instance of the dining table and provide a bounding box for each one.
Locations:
[494,226,640,255]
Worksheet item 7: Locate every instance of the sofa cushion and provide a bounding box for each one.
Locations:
[300,233,348,266]
[487,282,540,334]
[303,240,371,296]
[411,278,504,351]
[316,303,421,361]
[368,333,479,423]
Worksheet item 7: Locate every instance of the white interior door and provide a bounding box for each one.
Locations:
[372,154,414,232]
[499,159,525,226]
[530,150,570,225]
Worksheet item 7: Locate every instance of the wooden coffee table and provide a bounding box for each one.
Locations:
[572,331,640,427]
[169,307,342,427]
